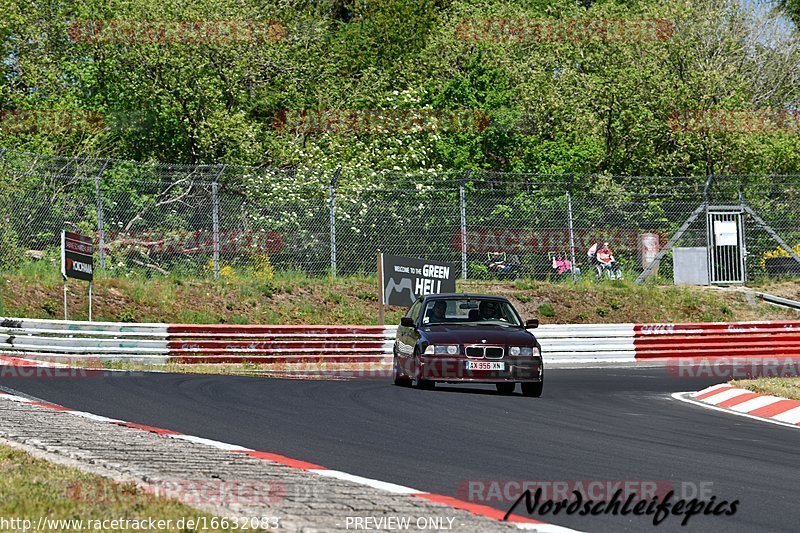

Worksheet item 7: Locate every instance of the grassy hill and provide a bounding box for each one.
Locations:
[1,261,795,325]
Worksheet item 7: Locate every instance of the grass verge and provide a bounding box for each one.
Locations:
[0,443,264,532]
[1,262,796,325]
[730,377,800,401]
[93,360,387,379]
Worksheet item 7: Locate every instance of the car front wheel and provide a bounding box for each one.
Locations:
[412,352,435,390]
[393,353,411,387]
[496,383,516,395]
[521,381,543,397]
[415,378,435,390]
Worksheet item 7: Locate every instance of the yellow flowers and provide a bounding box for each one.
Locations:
[251,254,275,281]
[206,259,237,279]
[760,244,800,270]
[205,255,274,282]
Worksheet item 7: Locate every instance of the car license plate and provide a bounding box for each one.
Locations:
[466,361,505,371]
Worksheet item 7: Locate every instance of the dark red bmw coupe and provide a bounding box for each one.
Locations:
[392,294,543,396]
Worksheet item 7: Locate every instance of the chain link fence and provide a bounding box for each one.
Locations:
[1,149,799,283]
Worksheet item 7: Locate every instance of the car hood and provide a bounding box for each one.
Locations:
[420,324,536,346]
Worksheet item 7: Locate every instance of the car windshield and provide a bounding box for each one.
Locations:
[421,298,522,327]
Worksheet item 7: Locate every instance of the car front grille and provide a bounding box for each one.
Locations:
[465,346,484,358]
[485,347,504,359]
[465,345,505,359]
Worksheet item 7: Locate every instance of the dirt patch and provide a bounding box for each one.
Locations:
[751,280,800,302]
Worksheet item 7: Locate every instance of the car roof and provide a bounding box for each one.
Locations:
[422,293,510,302]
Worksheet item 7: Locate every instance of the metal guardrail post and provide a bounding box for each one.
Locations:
[756,291,800,311]
[95,160,109,270]
[460,171,471,280]
[330,168,341,277]
[703,173,714,203]
[212,165,227,281]
[567,187,577,282]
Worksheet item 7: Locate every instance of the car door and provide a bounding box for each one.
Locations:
[397,297,423,374]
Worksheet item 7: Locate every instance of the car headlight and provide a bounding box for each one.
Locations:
[424,345,459,355]
[510,346,535,356]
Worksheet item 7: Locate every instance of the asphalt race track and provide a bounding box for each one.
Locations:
[1,367,798,532]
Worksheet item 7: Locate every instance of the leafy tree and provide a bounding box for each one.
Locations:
[777,0,800,27]
[1,0,799,177]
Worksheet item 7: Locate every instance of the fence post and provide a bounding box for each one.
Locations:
[566,186,577,282]
[460,171,471,280]
[95,160,109,270]
[330,167,341,277]
[739,174,749,283]
[738,174,748,206]
[212,165,227,281]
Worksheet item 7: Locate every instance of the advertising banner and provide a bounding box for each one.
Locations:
[62,231,94,282]
[381,254,456,307]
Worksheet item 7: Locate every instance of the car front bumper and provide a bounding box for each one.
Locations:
[418,356,543,383]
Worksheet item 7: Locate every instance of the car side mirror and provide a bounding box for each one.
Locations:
[400,317,416,328]
[526,319,539,329]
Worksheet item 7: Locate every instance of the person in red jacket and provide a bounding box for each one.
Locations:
[593,242,622,279]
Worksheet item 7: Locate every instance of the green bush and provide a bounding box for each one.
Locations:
[537,303,556,317]
[324,291,344,304]
[356,290,377,301]
[115,310,137,323]
[0,215,23,270]
[259,281,275,298]
[41,300,59,317]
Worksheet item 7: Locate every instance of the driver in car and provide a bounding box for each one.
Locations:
[430,300,447,322]
[479,300,501,320]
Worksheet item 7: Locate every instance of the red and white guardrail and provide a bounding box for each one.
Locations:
[3,317,800,366]
[0,318,393,366]
[634,321,800,359]
[167,324,393,365]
